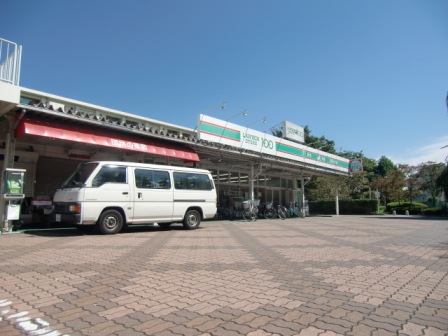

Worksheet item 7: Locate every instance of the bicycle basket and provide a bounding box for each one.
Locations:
[266,202,272,209]
[253,199,260,206]
[242,200,250,209]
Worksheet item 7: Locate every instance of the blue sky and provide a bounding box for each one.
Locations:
[2,0,448,165]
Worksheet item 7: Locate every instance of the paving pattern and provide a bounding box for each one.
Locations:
[0,215,447,336]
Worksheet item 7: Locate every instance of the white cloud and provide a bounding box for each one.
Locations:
[388,136,448,165]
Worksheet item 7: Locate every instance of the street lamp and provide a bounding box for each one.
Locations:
[226,110,248,121]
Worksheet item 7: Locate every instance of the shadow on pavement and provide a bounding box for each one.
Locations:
[15,222,197,237]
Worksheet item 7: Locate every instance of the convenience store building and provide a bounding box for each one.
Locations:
[0,38,350,230]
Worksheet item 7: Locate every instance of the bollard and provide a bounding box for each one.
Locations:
[405,210,409,216]
[392,210,396,215]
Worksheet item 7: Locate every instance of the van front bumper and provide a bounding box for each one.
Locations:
[51,213,82,225]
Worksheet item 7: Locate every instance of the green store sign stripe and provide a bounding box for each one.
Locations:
[199,121,241,141]
[276,143,349,169]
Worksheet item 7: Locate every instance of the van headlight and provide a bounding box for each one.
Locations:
[68,203,81,214]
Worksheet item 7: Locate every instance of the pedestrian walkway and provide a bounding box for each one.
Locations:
[0,216,447,335]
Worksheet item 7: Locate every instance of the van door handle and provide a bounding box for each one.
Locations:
[138,192,142,198]
[123,192,129,195]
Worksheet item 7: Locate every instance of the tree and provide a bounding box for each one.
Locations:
[304,126,337,154]
[374,156,396,177]
[305,176,350,201]
[436,165,448,195]
[417,162,445,207]
[398,164,423,203]
[345,171,371,199]
[436,164,448,209]
[371,168,406,204]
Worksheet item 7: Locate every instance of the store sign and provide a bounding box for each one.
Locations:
[349,158,363,173]
[282,121,304,143]
[197,114,350,173]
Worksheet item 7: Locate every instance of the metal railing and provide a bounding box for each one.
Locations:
[0,38,22,86]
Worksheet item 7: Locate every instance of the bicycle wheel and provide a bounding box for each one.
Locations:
[264,208,274,219]
[278,207,287,220]
[243,209,252,221]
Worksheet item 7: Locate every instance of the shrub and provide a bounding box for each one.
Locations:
[386,202,427,215]
[421,208,445,216]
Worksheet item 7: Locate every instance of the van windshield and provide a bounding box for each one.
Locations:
[61,162,99,188]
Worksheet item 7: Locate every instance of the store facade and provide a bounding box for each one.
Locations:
[0,38,350,230]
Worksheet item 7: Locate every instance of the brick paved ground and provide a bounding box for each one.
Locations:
[0,215,447,336]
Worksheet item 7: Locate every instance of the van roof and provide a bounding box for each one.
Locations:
[85,161,211,174]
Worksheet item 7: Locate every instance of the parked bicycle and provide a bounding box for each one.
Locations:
[277,203,288,220]
[264,201,287,220]
[264,201,276,219]
[287,202,305,218]
[242,199,259,221]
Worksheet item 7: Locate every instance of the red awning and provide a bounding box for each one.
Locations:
[15,118,199,162]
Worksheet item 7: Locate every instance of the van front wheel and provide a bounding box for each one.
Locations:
[98,210,123,235]
[183,210,201,230]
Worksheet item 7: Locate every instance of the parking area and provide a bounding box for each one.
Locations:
[0,215,447,336]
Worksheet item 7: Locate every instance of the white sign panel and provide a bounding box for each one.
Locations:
[282,121,304,143]
[197,114,350,173]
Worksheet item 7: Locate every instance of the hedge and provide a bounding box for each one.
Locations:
[421,208,445,216]
[309,199,378,215]
[385,202,427,215]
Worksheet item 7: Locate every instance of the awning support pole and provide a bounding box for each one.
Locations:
[1,110,25,233]
[1,115,17,232]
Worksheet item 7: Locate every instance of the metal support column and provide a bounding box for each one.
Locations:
[249,164,254,201]
[335,185,340,216]
[1,114,16,232]
[1,110,25,232]
[301,175,306,211]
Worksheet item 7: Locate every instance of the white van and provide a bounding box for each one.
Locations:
[52,161,217,234]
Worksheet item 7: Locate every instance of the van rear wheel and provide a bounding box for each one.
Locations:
[183,210,200,230]
[98,210,123,235]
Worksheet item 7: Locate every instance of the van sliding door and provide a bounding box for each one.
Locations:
[133,168,173,223]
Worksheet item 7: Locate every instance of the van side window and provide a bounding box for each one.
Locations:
[173,172,213,190]
[92,166,127,187]
[135,169,171,189]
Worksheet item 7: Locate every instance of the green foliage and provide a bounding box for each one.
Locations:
[309,199,378,215]
[371,168,406,204]
[374,156,396,177]
[436,165,448,196]
[305,176,351,201]
[301,128,446,211]
[417,162,445,207]
[386,202,428,215]
[421,208,446,216]
[304,126,337,154]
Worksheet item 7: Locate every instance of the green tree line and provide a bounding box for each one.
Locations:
[278,126,448,211]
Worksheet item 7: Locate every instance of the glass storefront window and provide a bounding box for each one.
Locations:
[281,178,293,188]
[266,176,280,187]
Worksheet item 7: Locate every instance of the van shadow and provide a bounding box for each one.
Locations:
[20,223,198,237]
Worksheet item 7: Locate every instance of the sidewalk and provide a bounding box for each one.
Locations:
[0,215,447,335]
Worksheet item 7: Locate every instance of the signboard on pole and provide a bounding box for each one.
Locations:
[349,158,363,173]
[282,121,304,143]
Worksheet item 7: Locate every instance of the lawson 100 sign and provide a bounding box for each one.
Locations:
[197,114,349,173]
